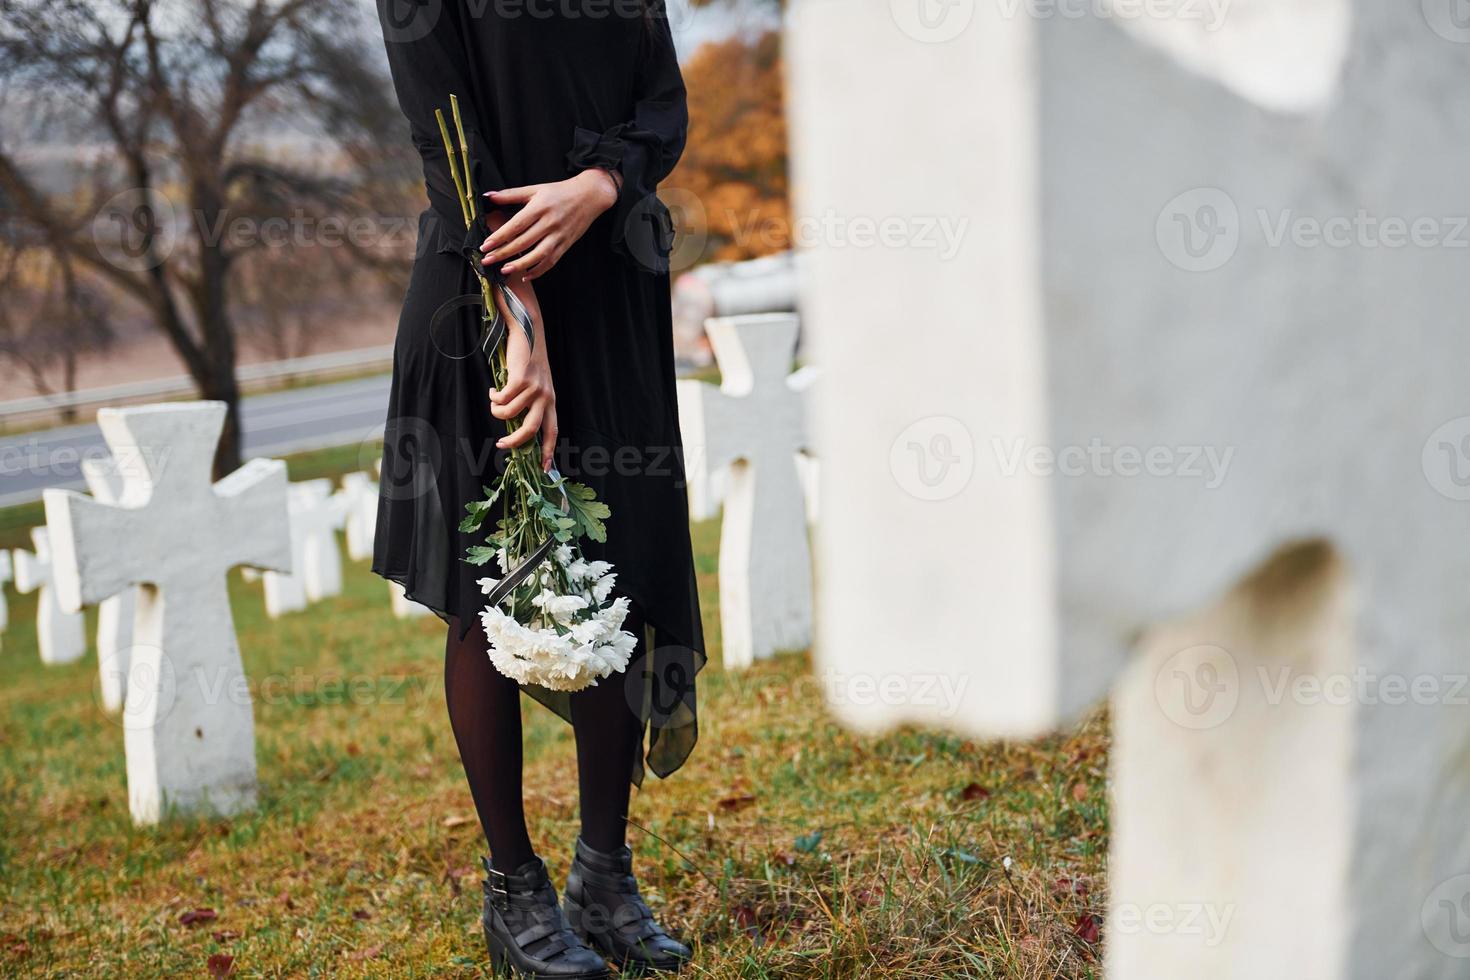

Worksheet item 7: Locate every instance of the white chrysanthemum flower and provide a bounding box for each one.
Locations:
[476,545,636,690]
[570,618,609,646]
[530,589,589,623]
[591,572,618,604]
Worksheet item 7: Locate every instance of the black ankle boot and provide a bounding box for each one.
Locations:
[562,838,692,974]
[481,856,611,979]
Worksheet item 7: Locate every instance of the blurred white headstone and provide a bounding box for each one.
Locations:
[82,457,135,713]
[13,527,86,666]
[260,480,340,616]
[337,471,378,561]
[677,313,813,669]
[0,550,12,647]
[44,402,290,824]
[789,1,1469,975]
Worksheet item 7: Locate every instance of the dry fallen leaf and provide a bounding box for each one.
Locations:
[206,953,235,978]
[345,943,384,963]
[717,794,756,812]
[441,814,473,829]
[960,782,990,801]
[178,908,218,927]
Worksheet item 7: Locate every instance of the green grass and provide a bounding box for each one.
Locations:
[0,464,1109,977]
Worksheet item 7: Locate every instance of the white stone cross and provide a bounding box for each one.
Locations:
[296,480,345,602]
[13,526,86,666]
[44,402,290,824]
[336,471,378,562]
[0,549,12,649]
[677,313,813,669]
[790,1,1470,976]
[258,479,342,617]
[681,364,821,525]
[81,456,136,713]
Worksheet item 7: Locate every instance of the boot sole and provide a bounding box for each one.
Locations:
[483,914,611,979]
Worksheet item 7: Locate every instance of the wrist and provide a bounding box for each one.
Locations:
[578,167,620,211]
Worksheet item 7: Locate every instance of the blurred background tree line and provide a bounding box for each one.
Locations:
[0,0,788,473]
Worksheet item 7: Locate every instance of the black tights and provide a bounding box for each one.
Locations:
[444,608,646,872]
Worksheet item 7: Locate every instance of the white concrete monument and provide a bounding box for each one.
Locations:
[13,527,87,665]
[337,471,378,562]
[297,480,345,602]
[790,0,1470,976]
[44,402,290,824]
[677,313,813,669]
[0,550,11,648]
[259,479,341,617]
[82,457,136,713]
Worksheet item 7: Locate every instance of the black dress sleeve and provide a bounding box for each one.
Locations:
[563,4,689,272]
[377,0,508,233]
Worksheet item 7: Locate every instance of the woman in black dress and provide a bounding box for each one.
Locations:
[372,2,705,975]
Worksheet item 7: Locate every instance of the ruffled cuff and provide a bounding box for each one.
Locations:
[566,124,630,173]
[565,125,675,275]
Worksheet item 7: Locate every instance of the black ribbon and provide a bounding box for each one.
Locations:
[436,213,568,610]
[428,217,535,362]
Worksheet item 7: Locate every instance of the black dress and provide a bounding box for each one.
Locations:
[371,0,705,782]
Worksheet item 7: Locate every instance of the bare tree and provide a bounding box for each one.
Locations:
[0,0,409,473]
[0,236,116,419]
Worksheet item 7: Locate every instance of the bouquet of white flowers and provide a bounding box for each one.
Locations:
[435,95,637,692]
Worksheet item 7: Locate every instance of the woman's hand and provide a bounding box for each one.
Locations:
[480,168,619,281]
[490,276,558,472]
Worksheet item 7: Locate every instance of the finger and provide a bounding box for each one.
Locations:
[498,403,545,449]
[482,208,542,256]
[485,185,537,204]
[491,383,543,420]
[503,237,560,279]
[483,218,551,266]
[522,246,564,282]
[489,376,528,405]
[541,409,559,472]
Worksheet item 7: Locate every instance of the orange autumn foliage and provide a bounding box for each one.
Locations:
[669,32,790,263]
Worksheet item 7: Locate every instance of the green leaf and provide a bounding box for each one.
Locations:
[465,546,498,567]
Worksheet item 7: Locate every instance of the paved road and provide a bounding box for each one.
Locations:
[0,374,392,507]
